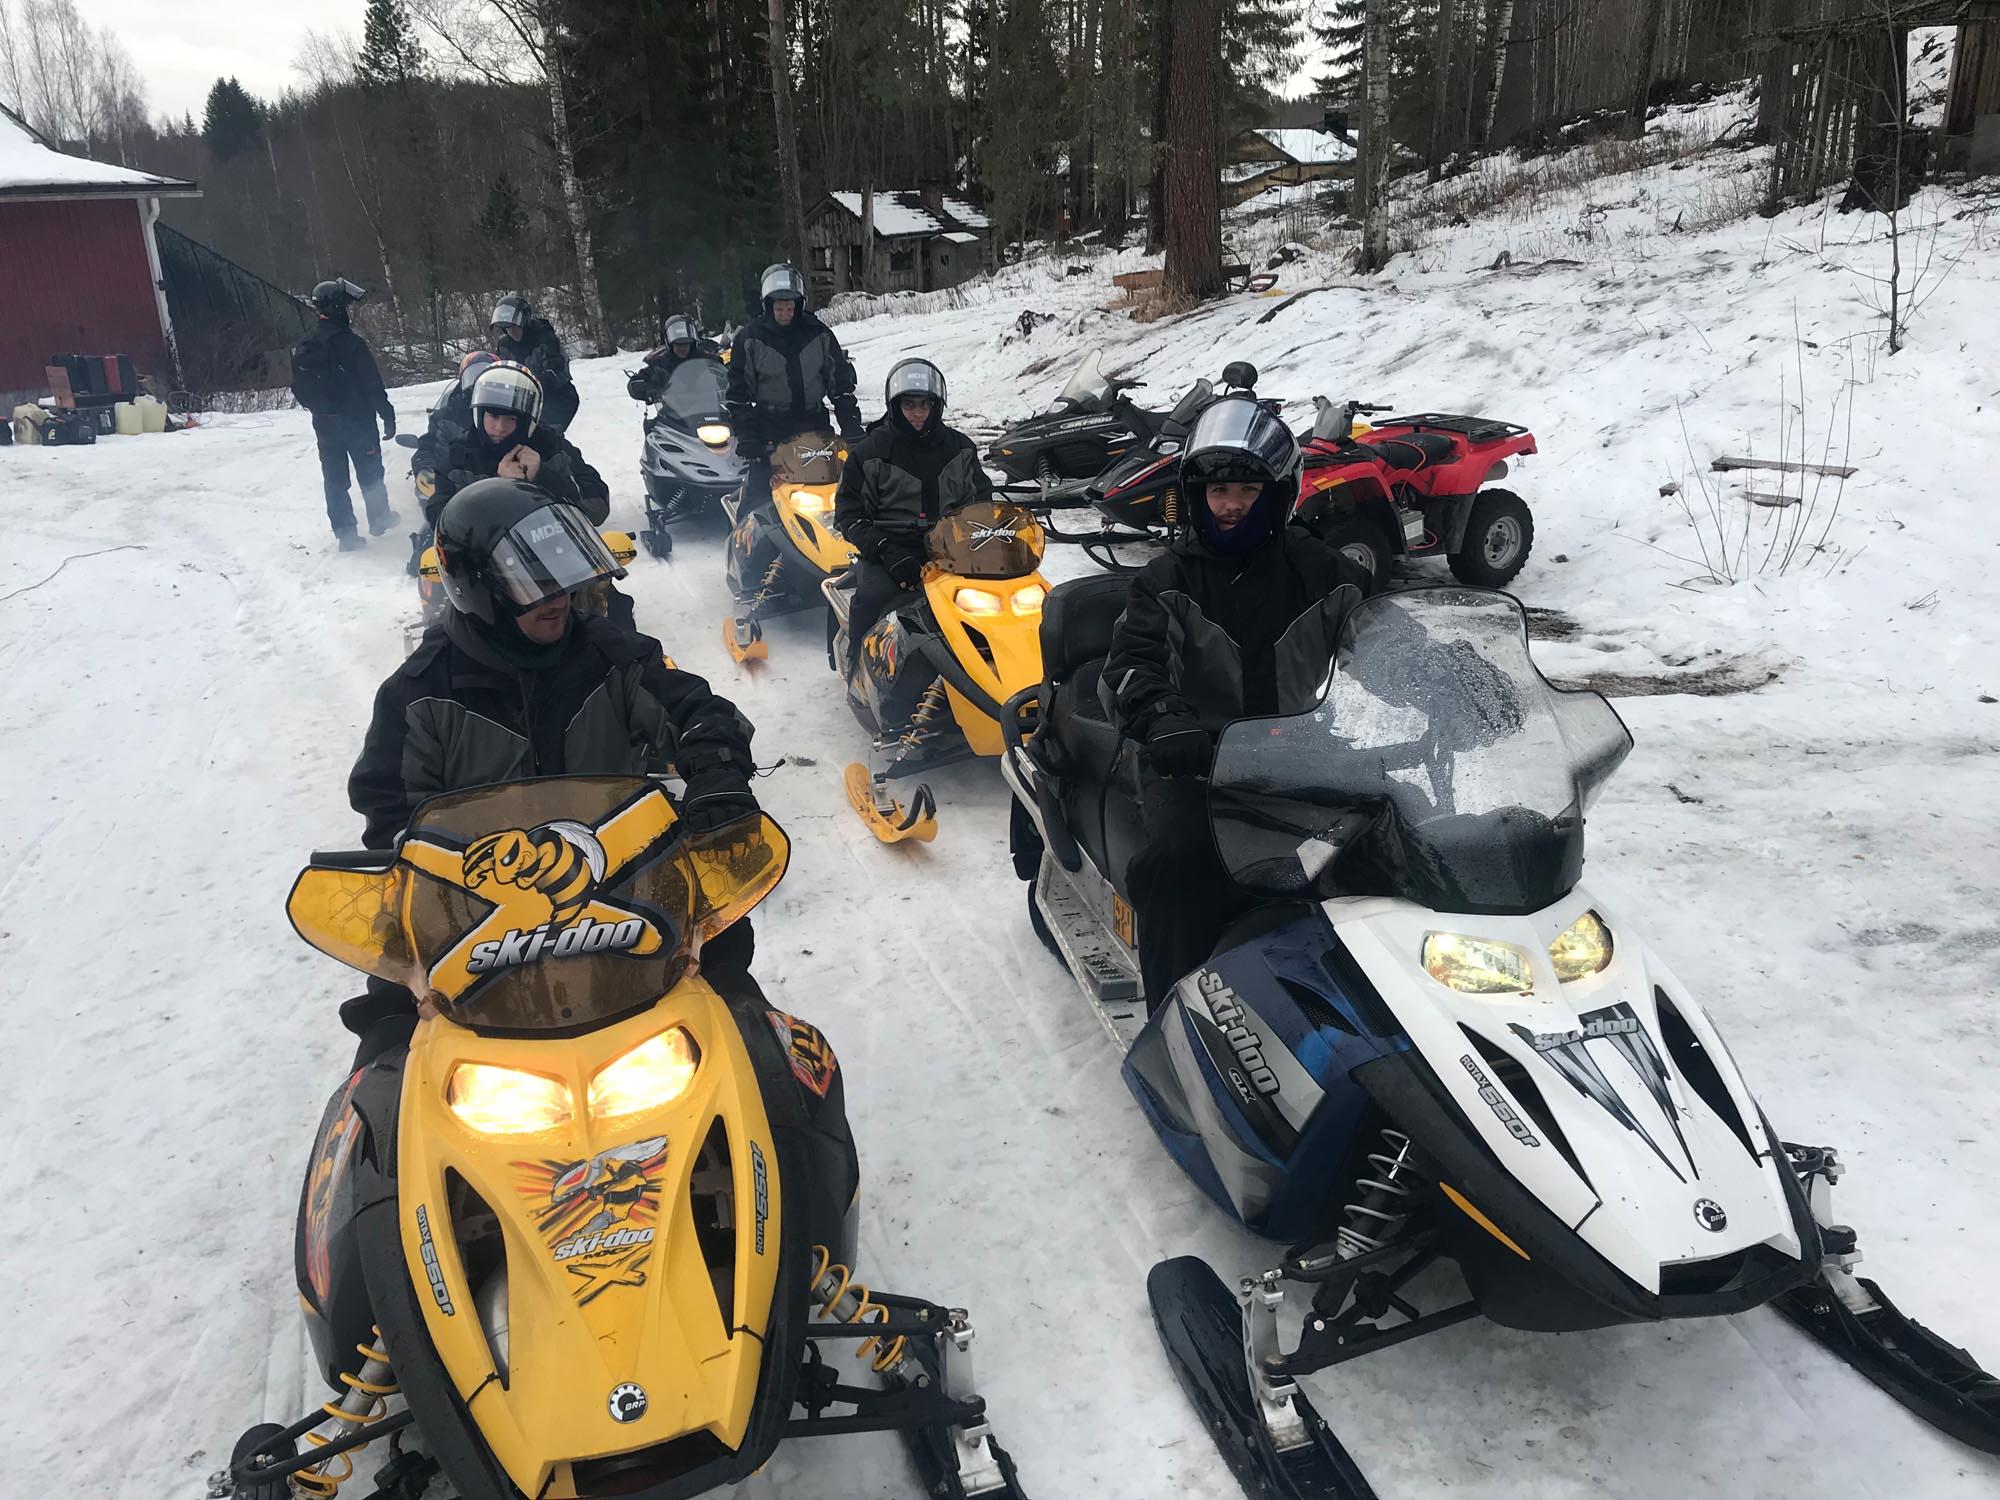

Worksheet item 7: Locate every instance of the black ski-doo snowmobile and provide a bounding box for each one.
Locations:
[635,357,743,557]
[998,582,2000,1500]
[987,348,1166,483]
[228,776,1031,1500]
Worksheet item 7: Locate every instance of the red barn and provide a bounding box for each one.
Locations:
[0,104,200,404]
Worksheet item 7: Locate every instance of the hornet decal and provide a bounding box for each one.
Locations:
[515,1136,670,1304]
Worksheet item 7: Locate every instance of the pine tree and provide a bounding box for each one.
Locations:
[357,0,424,91]
[1312,0,1364,99]
[201,77,261,161]
[479,170,525,244]
[1221,0,1301,129]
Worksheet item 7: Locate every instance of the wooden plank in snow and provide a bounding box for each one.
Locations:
[1744,490,1801,509]
[1711,454,1858,478]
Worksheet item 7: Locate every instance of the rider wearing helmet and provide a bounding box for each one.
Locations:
[832,357,992,672]
[428,361,608,526]
[1101,395,1371,1007]
[627,314,721,404]
[410,352,496,489]
[344,478,763,1060]
[294,277,399,550]
[727,264,862,522]
[490,292,579,430]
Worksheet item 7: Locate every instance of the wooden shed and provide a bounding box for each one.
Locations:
[804,187,993,300]
[1221,124,1356,208]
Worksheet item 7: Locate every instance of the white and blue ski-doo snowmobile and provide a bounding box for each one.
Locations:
[999,582,1999,1500]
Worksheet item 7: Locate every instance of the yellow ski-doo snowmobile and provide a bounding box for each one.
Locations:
[825,500,1050,843]
[721,429,856,663]
[229,776,1031,1500]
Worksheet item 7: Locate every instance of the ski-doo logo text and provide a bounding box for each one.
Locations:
[415,1204,455,1316]
[1524,1015,1640,1051]
[554,1224,655,1262]
[1459,1055,1541,1148]
[1196,971,1280,1097]
[467,915,648,974]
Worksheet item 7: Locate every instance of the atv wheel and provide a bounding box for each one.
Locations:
[1449,489,1533,587]
[1314,512,1394,595]
[229,1422,293,1500]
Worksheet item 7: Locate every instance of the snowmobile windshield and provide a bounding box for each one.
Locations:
[1209,589,1632,914]
[660,359,728,424]
[1053,349,1110,409]
[927,500,1046,579]
[286,777,790,1031]
[772,429,844,486]
[487,503,624,609]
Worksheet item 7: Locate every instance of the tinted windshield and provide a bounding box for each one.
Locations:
[927,500,1045,579]
[1210,590,1631,913]
[287,777,789,1032]
[662,358,727,420]
[772,429,844,486]
[1054,349,1109,409]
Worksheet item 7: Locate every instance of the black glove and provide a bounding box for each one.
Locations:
[840,421,863,443]
[877,540,924,591]
[680,770,760,835]
[1146,716,1214,778]
[378,407,396,440]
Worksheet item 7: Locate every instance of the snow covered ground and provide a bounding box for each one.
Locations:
[4,110,1999,1500]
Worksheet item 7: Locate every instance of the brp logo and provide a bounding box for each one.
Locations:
[1693,1198,1728,1233]
[608,1383,649,1424]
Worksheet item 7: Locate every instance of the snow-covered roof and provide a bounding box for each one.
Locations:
[941,230,980,244]
[829,191,943,237]
[0,106,197,199]
[942,196,990,229]
[1252,128,1355,166]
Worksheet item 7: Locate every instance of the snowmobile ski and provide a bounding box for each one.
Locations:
[724,614,769,664]
[844,762,938,844]
[1148,1256,1378,1500]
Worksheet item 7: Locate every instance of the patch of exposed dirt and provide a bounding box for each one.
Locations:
[1552,661,1781,698]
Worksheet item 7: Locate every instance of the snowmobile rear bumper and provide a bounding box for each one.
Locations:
[1349,1051,1823,1334]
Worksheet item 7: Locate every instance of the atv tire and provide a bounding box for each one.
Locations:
[1314,511,1394,595]
[1448,489,1533,587]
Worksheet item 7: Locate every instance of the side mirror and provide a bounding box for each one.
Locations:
[1221,360,1259,391]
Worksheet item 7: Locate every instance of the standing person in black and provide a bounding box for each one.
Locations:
[726,263,863,515]
[292,278,399,551]
[832,358,992,673]
[1100,397,1371,1007]
[489,293,579,431]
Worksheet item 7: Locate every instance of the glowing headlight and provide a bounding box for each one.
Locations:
[787,486,835,516]
[1549,911,1613,981]
[954,587,1004,615]
[446,1063,573,1134]
[589,1027,701,1120]
[1011,583,1047,615]
[697,422,732,447]
[1421,933,1535,996]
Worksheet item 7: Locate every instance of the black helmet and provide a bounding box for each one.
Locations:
[759,262,807,313]
[664,314,698,347]
[310,277,366,316]
[469,360,543,442]
[436,478,625,623]
[1180,395,1300,554]
[490,293,532,339]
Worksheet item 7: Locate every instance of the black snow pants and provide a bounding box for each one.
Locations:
[1124,776,1254,1011]
[845,558,917,675]
[314,411,392,536]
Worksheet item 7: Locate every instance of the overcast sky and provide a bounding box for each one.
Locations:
[82,0,372,121]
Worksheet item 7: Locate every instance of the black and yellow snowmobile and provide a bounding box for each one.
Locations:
[824,500,1051,844]
[230,775,1030,1500]
[721,429,856,663]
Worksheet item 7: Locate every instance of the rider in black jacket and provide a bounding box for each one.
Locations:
[490,293,579,430]
[427,362,608,526]
[627,315,721,403]
[832,358,992,671]
[1101,396,1370,1007]
[294,278,399,548]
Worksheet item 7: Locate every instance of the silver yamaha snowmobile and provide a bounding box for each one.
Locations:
[999,582,2000,1500]
[635,357,742,557]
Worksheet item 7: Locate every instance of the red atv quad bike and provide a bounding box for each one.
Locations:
[1292,398,1539,590]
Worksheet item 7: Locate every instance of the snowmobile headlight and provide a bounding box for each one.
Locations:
[1010,583,1047,615]
[1549,911,1613,981]
[786,485,834,516]
[589,1027,701,1120]
[1421,933,1534,996]
[697,422,732,447]
[954,587,1004,615]
[446,1063,574,1134]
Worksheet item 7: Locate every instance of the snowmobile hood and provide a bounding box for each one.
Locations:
[1328,886,1802,1293]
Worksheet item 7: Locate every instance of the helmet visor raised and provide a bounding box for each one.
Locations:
[487,504,624,610]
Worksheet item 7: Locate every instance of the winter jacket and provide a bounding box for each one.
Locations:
[628,341,722,403]
[833,410,993,560]
[298,317,395,427]
[1101,527,1369,739]
[495,317,579,429]
[725,309,861,444]
[411,384,473,477]
[430,424,609,526]
[349,609,755,849]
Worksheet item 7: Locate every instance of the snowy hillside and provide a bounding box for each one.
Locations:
[4,109,1998,1500]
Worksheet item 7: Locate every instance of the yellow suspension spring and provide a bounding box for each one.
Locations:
[1161,486,1180,526]
[745,556,786,614]
[898,679,951,752]
[293,1328,398,1498]
[810,1245,909,1374]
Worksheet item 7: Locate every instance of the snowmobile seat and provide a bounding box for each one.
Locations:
[1039,573,1130,688]
[1362,432,1460,471]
